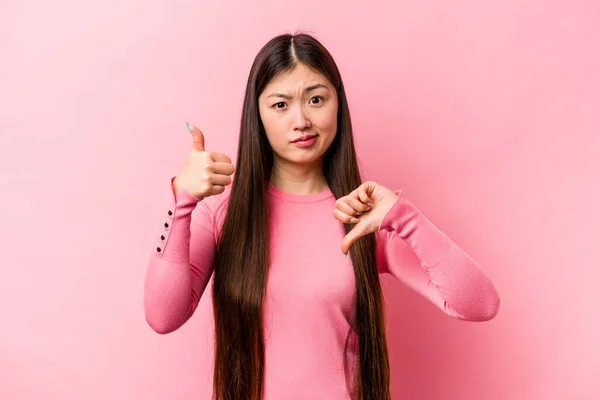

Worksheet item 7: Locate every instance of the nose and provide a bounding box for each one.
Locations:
[292,104,312,131]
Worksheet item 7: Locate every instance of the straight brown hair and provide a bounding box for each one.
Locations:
[211,32,391,400]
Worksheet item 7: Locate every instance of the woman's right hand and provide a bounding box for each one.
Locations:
[172,122,235,201]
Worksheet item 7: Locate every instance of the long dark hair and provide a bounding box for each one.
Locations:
[211,32,391,400]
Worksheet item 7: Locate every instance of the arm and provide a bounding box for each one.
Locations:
[143,176,217,334]
[376,190,500,321]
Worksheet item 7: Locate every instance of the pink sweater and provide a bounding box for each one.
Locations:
[144,177,500,399]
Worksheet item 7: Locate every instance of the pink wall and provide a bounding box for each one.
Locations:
[1,1,598,399]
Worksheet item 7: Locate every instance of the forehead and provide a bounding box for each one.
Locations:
[263,64,330,91]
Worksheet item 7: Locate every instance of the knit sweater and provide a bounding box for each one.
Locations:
[143,176,500,399]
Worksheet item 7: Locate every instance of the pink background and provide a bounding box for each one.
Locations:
[1,0,599,399]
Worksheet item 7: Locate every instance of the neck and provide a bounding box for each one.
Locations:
[269,159,328,195]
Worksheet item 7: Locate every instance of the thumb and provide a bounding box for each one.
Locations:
[341,227,362,256]
[186,122,205,152]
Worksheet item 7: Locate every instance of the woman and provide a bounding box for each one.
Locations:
[144,32,500,400]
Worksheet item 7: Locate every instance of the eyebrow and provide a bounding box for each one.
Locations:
[266,83,329,100]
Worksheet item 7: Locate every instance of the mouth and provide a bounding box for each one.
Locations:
[292,134,317,143]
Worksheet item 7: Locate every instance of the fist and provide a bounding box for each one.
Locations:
[172,122,235,200]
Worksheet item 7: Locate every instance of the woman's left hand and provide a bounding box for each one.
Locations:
[333,181,398,256]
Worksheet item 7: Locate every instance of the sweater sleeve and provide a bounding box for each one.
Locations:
[376,190,500,321]
[143,176,217,334]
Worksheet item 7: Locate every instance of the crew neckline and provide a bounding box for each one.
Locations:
[267,182,334,203]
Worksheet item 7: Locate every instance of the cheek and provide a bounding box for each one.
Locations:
[316,106,338,133]
[264,117,283,135]
[260,113,287,145]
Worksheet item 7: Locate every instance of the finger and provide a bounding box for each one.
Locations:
[209,173,232,187]
[205,185,226,197]
[211,152,232,164]
[333,208,361,224]
[342,226,363,255]
[186,122,205,152]
[210,161,235,177]
[335,198,357,216]
[356,187,374,207]
[345,196,372,215]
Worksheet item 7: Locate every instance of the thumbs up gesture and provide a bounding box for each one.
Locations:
[172,122,235,200]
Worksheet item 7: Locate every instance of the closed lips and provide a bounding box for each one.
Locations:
[293,135,316,142]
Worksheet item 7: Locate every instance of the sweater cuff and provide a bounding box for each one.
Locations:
[170,176,203,206]
[378,190,452,267]
[152,176,201,261]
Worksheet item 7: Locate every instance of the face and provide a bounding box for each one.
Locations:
[258,63,338,168]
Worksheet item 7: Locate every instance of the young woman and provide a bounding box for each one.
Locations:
[144,32,500,400]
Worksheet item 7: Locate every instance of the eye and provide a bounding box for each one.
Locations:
[273,102,287,109]
[309,96,323,105]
